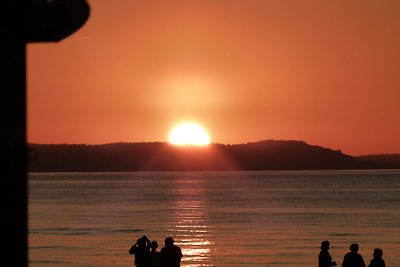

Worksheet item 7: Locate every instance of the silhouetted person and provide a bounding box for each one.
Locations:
[319,240,337,267]
[368,248,386,267]
[342,243,366,267]
[129,235,151,267]
[160,237,183,267]
[147,241,161,267]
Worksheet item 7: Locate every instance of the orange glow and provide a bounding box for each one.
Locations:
[27,0,400,155]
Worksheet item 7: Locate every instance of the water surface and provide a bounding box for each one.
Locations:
[29,171,400,266]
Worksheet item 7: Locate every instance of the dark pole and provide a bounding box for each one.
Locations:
[1,1,89,265]
[2,1,29,266]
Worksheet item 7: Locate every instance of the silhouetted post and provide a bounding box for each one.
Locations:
[2,1,29,266]
[1,1,89,266]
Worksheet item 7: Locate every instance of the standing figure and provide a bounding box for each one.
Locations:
[147,241,161,267]
[368,248,386,267]
[160,237,183,267]
[342,243,366,267]
[129,235,151,267]
[319,240,337,267]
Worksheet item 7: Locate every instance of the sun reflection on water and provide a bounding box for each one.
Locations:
[166,180,213,267]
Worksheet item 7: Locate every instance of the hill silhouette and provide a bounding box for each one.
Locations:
[27,140,394,172]
[357,154,400,169]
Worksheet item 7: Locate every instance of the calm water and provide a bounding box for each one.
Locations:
[29,171,400,267]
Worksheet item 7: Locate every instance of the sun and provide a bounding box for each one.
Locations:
[168,122,211,146]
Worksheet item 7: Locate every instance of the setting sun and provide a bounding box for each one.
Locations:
[168,122,211,146]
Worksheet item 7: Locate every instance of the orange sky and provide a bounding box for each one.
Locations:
[28,0,400,156]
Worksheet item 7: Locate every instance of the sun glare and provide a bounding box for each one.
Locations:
[168,122,211,146]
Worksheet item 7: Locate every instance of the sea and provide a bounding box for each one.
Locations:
[28,170,400,267]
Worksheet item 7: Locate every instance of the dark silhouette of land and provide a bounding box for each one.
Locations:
[28,140,399,172]
[357,154,400,169]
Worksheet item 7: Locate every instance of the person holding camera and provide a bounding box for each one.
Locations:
[129,235,151,267]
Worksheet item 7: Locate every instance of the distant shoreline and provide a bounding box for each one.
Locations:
[28,169,400,174]
[28,140,400,172]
